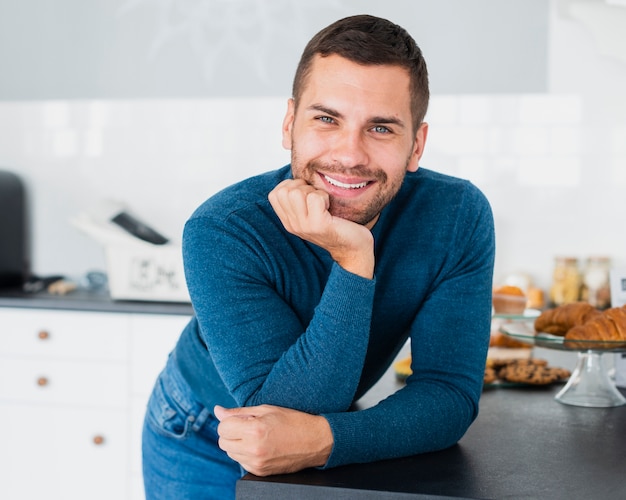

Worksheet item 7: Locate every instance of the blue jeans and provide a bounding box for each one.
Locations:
[142,354,244,500]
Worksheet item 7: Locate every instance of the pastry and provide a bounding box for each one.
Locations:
[489,330,532,349]
[533,302,601,336]
[492,285,527,314]
[564,306,626,348]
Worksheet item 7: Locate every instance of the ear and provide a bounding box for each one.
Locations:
[282,98,296,150]
[407,122,428,172]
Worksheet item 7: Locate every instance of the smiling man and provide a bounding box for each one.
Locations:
[142,15,495,500]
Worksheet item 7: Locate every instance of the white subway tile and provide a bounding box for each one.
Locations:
[0,102,23,129]
[87,101,112,129]
[516,156,581,187]
[519,94,583,125]
[611,155,626,185]
[511,126,550,155]
[105,101,134,128]
[491,96,521,126]
[485,127,506,155]
[549,126,582,155]
[426,96,458,125]
[51,129,78,157]
[492,156,519,173]
[101,128,134,156]
[458,96,492,125]
[82,130,104,157]
[426,125,487,155]
[42,101,71,129]
[610,126,626,154]
[457,156,488,183]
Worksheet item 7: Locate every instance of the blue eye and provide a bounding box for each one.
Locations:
[319,116,334,123]
[373,125,390,134]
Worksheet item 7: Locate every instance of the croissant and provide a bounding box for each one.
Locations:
[564,307,626,348]
[534,302,601,336]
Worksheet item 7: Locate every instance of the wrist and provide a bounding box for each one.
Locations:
[334,251,375,279]
[330,232,375,280]
[311,415,334,467]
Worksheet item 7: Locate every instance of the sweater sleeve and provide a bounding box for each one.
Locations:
[322,186,495,467]
[183,212,376,414]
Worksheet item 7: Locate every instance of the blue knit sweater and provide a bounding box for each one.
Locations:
[174,165,495,468]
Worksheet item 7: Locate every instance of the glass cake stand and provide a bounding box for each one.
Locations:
[499,321,626,408]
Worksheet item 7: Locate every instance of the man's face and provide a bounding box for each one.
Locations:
[282,54,428,228]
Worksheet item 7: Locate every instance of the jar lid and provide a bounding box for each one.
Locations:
[555,256,578,264]
[586,256,610,263]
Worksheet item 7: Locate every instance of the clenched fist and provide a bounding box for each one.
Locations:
[215,404,333,476]
[268,178,374,279]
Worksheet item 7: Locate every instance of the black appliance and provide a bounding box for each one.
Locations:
[0,170,29,288]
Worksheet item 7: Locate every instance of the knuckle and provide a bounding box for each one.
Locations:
[247,458,271,477]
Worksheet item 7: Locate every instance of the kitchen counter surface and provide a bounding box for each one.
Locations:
[0,287,193,315]
[237,366,626,499]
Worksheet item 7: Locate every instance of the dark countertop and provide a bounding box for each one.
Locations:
[237,368,626,500]
[0,287,193,315]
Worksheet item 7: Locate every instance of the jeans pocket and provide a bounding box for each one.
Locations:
[146,368,209,440]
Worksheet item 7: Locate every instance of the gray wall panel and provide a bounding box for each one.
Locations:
[0,0,548,99]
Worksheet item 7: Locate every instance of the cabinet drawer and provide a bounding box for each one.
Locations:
[0,308,129,361]
[0,403,128,500]
[0,358,127,407]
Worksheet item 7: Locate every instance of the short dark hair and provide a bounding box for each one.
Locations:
[292,15,430,132]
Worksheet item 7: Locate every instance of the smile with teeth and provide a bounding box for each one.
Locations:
[323,174,369,189]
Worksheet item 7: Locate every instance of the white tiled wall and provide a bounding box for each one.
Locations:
[423,92,626,291]
[2,91,624,295]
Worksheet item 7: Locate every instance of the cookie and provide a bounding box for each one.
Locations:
[550,367,572,381]
[483,367,498,384]
[497,364,561,385]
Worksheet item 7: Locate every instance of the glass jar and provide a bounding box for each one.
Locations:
[581,256,611,309]
[549,256,581,306]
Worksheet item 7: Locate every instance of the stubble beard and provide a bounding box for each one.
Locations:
[290,148,411,227]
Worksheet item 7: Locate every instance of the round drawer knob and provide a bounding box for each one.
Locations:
[92,435,105,446]
[37,330,50,340]
[36,376,49,387]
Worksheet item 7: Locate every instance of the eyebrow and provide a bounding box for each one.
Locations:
[307,103,407,129]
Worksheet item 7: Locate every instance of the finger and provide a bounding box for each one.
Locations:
[217,415,249,440]
[215,406,260,426]
[213,405,231,421]
[271,186,316,231]
[306,190,330,219]
[268,179,310,208]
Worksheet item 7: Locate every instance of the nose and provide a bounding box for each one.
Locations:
[329,128,369,168]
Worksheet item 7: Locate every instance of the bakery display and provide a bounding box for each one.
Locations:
[393,355,570,387]
[533,303,626,348]
[499,307,626,407]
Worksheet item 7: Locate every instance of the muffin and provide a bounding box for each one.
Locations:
[492,285,527,314]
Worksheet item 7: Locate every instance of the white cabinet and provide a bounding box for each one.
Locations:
[128,313,190,500]
[0,305,191,500]
[0,405,128,500]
